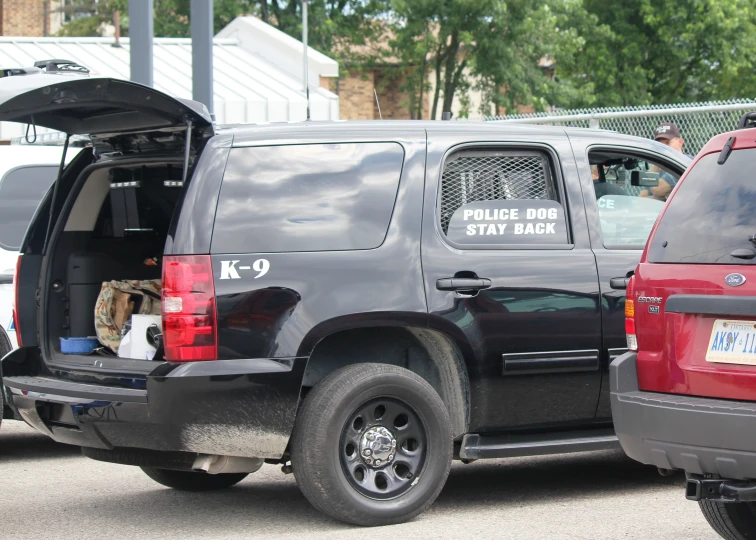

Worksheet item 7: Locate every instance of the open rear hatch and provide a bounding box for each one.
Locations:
[0,73,215,379]
[634,142,756,401]
[0,74,213,135]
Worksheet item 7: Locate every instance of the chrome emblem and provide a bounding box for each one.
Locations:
[725,273,747,287]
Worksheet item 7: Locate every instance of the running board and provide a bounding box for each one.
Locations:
[459,428,619,460]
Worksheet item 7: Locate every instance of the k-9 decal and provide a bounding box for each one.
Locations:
[219,259,270,280]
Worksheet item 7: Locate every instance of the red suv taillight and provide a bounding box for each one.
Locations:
[625,275,636,351]
[12,255,22,347]
[162,255,217,362]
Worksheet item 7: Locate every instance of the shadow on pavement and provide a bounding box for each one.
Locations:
[65,449,683,534]
[435,448,683,511]
[0,420,81,461]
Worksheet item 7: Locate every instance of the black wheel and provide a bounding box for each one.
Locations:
[700,500,756,539]
[141,467,248,491]
[291,363,453,526]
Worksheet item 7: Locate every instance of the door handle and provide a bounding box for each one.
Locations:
[436,278,492,291]
[609,277,629,290]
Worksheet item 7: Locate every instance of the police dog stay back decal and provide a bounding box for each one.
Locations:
[447,200,567,245]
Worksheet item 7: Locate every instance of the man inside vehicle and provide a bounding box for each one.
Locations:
[592,164,627,199]
[640,122,689,200]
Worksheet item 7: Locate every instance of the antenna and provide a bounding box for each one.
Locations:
[302,0,311,121]
[374,89,383,120]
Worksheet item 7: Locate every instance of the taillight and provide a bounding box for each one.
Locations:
[12,255,22,347]
[625,276,637,351]
[162,255,217,362]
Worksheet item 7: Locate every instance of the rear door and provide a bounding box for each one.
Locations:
[569,134,689,418]
[421,129,602,431]
[636,144,756,401]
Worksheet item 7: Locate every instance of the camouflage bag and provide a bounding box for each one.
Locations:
[94,280,162,354]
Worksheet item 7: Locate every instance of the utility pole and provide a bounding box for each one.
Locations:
[302,0,310,120]
[128,0,154,87]
[191,0,214,115]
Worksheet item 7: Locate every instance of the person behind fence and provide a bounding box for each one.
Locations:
[640,122,692,200]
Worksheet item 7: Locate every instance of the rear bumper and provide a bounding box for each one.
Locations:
[3,353,306,459]
[610,352,756,480]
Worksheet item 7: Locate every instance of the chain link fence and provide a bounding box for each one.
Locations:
[484,99,756,155]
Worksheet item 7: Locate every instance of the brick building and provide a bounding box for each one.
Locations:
[0,0,67,37]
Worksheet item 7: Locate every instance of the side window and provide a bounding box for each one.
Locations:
[0,165,57,251]
[589,150,679,247]
[439,149,569,247]
[212,143,405,254]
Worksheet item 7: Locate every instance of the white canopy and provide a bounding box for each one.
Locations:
[0,19,339,140]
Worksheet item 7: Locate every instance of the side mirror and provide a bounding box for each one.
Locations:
[631,170,659,187]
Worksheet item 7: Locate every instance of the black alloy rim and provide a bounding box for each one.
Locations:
[339,397,428,500]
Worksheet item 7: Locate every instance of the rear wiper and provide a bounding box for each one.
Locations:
[717,136,736,165]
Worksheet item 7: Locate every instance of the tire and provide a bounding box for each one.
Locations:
[291,363,453,526]
[700,500,756,540]
[0,326,11,429]
[141,467,248,491]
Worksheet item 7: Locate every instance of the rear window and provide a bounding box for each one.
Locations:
[212,143,404,254]
[648,149,756,264]
[0,165,56,250]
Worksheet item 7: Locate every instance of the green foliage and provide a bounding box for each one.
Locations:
[391,0,577,118]
[55,0,756,112]
[555,0,756,106]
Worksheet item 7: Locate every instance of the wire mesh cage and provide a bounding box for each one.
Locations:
[439,150,553,233]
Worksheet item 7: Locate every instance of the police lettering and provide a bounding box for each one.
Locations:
[514,223,556,235]
[463,208,519,221]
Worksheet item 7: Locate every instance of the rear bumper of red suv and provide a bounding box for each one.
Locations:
[611,352,756,480]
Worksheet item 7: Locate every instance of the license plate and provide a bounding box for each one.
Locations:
[706,319,756,365]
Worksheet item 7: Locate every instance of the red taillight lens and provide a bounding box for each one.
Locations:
[162,255,217,362]
[12,255,22,347]
[625,275,637,351]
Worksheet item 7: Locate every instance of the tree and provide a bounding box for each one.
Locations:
[555,0,756,106]
[55,1,387,66]
[389,0,588,119]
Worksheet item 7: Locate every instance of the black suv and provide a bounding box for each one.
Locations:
[0,73,691,525]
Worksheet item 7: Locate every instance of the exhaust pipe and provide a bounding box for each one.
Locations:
[192,454,264,475]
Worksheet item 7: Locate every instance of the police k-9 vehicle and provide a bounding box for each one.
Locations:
[0,67,690,525]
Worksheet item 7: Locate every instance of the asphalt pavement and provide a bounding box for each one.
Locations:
[1,420,717,539]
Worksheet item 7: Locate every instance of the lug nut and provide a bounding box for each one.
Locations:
[388,455,393,461]
[365,457,373,464]
[363,449,372,456]
[391,439,397,447]
[367,434,375,441]
[375,459,381,465]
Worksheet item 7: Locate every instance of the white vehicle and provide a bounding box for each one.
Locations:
[0,144,81,357]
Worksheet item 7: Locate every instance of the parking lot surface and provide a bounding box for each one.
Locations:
[1,421,716,539]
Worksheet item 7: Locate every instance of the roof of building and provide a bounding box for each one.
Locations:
[0,19,339,140]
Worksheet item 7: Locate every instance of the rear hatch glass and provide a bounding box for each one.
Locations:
[648,149,756,264]
[638,148,756,401]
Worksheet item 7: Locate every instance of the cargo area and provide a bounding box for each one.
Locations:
[44,162,184,363]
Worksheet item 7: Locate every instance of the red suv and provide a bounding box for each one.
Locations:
[612,113,756,540]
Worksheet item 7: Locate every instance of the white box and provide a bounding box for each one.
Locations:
[118,314,162,360]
